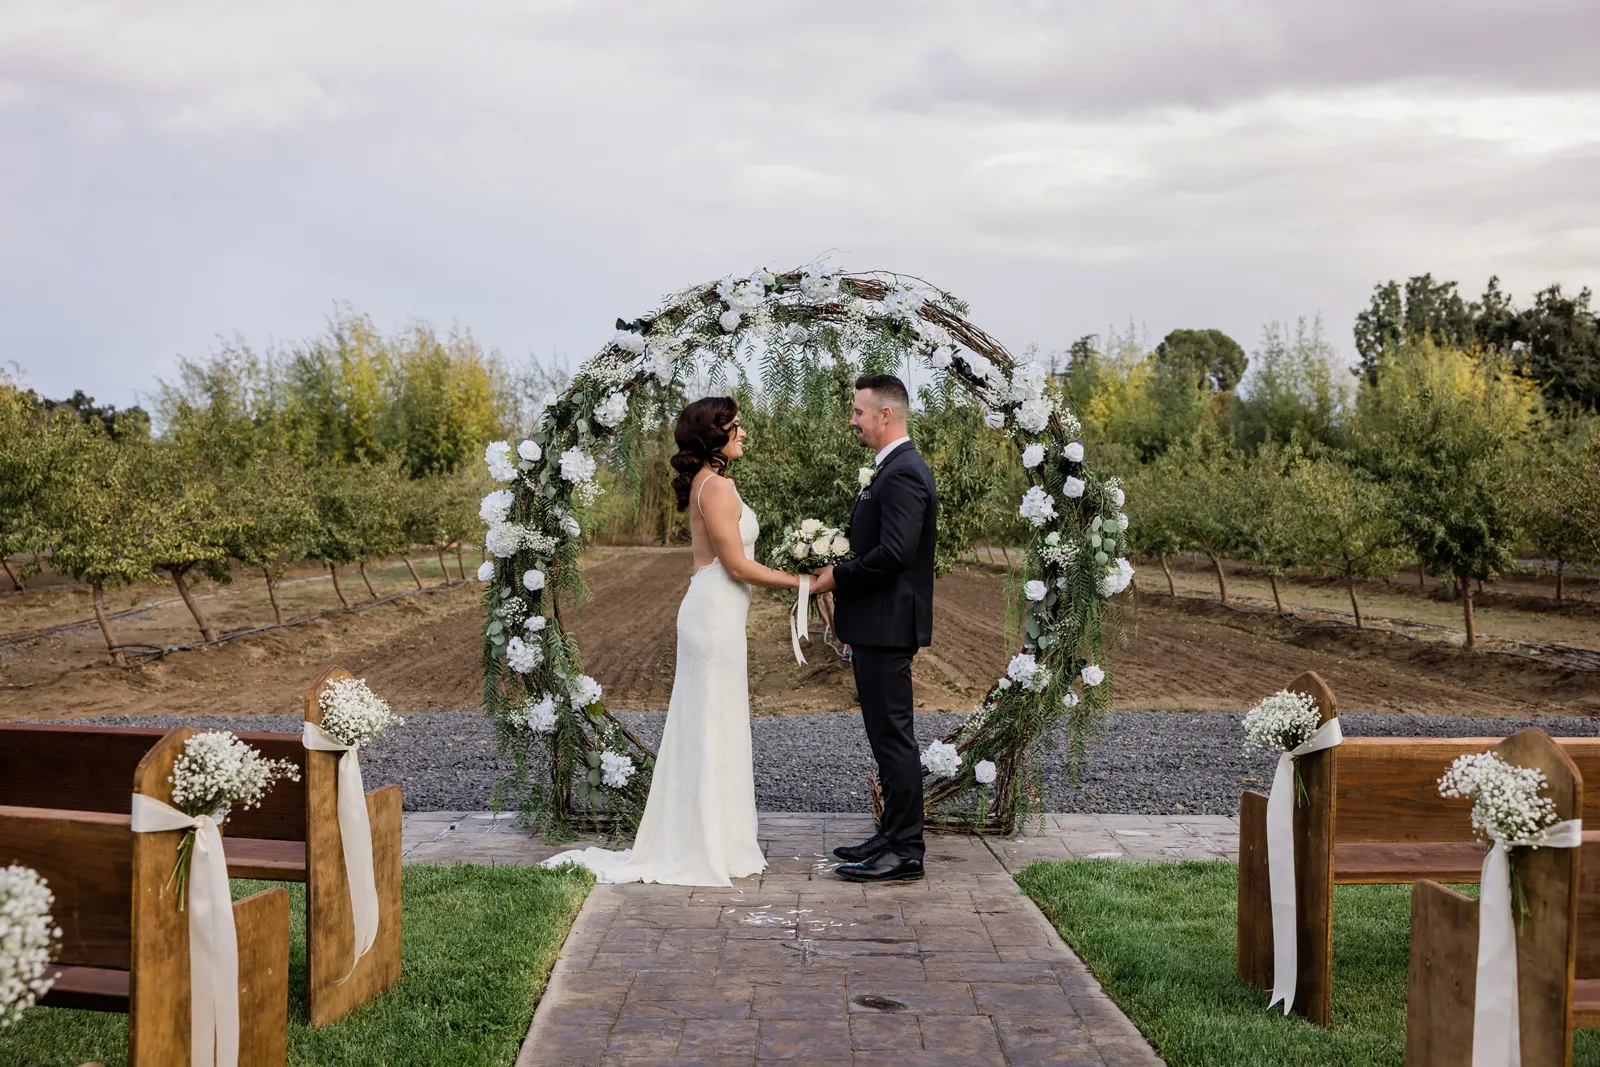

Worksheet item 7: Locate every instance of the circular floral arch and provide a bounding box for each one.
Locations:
[478,264,1132,835]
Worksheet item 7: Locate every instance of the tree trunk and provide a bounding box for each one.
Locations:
[403,556,424,590]
[1418,558,1426,588]
[262,566,283,625]
[437,547,451,585]
[1,557,20,591]
[357,560,378,599]
[1210,555,1229,604]
[1476,577,1485,595]
[999,544,1011,565]
[1460,574,1477,649]
[1160,555,1176,597]
[92,582,125,667]
[1345,566,1363,628]
[1269,574,1284,615]
[455,543,466,580]
[166,566,216,642]
[329,562,351,609]
[1556,558,1565,602]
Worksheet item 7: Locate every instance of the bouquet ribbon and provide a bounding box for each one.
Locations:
[1473,818,1582,1067]
[302,721,380,979]
[790,575,810,665]
[1266,716,1343,1013]
[129,793,238,1067]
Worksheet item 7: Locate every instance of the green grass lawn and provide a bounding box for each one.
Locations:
[0,863,593,1067]
[1015,859,1600,1067]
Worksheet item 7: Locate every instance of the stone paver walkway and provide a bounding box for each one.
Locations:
[399,812,1239,1066]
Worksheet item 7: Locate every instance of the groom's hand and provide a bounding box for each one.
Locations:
[810,566,836,595]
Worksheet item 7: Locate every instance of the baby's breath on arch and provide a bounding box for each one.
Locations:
[478,263,1134,837]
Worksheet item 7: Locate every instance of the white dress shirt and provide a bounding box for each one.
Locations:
[874,436,911,466]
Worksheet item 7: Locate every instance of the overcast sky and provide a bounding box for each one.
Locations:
[3,1,1597,407]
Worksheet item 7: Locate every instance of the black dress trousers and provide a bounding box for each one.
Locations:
[851,643,924,861]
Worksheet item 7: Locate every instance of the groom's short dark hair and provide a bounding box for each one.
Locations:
[855,374,909,418]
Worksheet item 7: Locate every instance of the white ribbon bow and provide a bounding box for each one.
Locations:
[130,793,239,1067]
[1266,716,1344,1013]
[302,721,380,979]
[790,574,810,665]
[1472,818,1582,1067]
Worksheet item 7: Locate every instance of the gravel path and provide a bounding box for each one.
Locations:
[44,709,1600,816]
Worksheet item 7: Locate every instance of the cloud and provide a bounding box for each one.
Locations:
[0,1,1596,403]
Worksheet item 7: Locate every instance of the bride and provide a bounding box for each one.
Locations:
[543,396,803,885]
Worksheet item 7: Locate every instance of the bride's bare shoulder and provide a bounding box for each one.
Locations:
[695,472,739,512]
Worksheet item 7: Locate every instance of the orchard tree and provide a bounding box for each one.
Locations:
[1516,427,1590,601]
[1288,457,1409,627]
[1231,442,1304,614]
[1126,452,1192,596]
[1168,430,1240,603]
[224,449,317,623]
[38,432,166,665]
[305,461,367,609]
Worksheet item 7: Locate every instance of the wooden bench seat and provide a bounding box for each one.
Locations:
[1237,671,1600,1027]
[1333,840,1488,884]
[0,723,308,883]
[0,730,289,1065]
[0,665,403,1026]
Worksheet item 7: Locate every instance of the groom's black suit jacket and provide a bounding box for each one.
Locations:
[834,441,937,649]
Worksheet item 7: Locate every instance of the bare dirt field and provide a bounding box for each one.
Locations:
[2,547,1597,721]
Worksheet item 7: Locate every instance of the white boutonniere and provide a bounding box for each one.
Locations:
[858,466,877,490]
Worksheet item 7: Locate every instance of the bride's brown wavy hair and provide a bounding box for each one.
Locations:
[670,396,740,511]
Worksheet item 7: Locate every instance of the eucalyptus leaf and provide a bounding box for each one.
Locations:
[587,768,602,786]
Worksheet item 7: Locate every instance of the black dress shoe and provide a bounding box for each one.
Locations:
[833,833,890,863]
[835,852,924,883]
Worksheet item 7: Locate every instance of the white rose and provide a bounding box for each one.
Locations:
[811,538,831,556]
[792,542,810,559]
[974,760,997,785]
[1023,580,1046,602]
[984,411,1006,430]
[719,309,741,332]
[859,467,875,488]
[930,347,953,370]
[1112,487,1126,507]
[522,569,546,592]
[1063,477,1086,499]
[1064,441,1085,463]
[829,535,851,556]
[518,439,542,463]
[1063,691,1080,709]
[612,331,647,355]
[784,323,809,344]
[524,614,547,633]
[1118,512,1129,531]
[1081,664,1105,687]
[476,560,495,582]
[1021,444,1045,469]
[800,519,824,536]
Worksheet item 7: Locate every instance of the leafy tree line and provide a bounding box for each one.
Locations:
[0,310,507,664]
[1110,335,1597,647]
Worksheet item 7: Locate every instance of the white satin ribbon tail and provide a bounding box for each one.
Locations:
[303,721,381,978]
[1266,716,1344,1013]
[790,575,810,665]
[130,793,239,1067]
[1473,818,1582,1067]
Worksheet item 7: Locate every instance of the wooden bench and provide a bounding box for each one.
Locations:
[0,727,289,1066]
[1405,729,1593,1064]
[1236,670,1600,1024]
[0,664,402,1025]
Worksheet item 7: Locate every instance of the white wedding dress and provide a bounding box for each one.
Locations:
[542,481,768,886]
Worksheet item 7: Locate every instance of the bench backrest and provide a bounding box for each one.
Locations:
[0,805,132,968]
[0,724,306,840]
[1336,736,1600,843]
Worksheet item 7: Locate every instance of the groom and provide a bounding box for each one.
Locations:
[811,374,937,883]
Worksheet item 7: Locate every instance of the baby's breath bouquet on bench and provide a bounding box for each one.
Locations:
[317,677,404,747]
[1242,689,1323,803]
[167,732,300,909]
[0,865,60,1029]
[1439,751,1561,922]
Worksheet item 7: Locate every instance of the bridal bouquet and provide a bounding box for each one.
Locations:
[167,732,301,908]
[769,519,853,572]
[0,865,60,1029]
[318,677,403,747]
